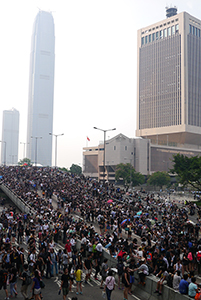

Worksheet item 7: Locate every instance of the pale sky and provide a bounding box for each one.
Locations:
[0,0,200,168]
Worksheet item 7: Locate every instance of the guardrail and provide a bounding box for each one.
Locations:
[0,183,36,215]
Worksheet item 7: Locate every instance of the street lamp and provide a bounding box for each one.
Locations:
[49,133,64,167]
[93,127,116,182]
[0,141,6,166]
[31,136,42,166]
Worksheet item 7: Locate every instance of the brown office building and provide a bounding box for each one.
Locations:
[135,9,201,173]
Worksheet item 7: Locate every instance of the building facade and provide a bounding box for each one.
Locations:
[83,133,201,181]
[136,10,201,149]
[1,108,19,165]
[26,11,55,166]
[83,134,150,181]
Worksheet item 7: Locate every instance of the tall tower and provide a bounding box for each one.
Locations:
[1,108,19,165]
[27,11,55,166]
[136,10,201,148]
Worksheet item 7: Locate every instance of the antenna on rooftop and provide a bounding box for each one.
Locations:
[165,6,177,18]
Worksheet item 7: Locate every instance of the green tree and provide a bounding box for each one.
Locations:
[147,171,170,189]
[59,167,69,173]
[115,163,144,186]
[171,154,201,190]
[18,158,32,166]
[70,164,82,175]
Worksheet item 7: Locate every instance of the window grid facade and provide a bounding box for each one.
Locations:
[136,11,201,147]
[188,34,201,126]
[139,34,181,129]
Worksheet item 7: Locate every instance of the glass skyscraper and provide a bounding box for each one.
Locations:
[1,108,19,165]
[27,11,55,166]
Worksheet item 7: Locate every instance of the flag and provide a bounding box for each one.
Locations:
[87,137,90,141]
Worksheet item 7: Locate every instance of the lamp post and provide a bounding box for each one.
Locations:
[49,133,64,167]
[31,136,42,166]
[93,127,116,182]
[0,141,6,166]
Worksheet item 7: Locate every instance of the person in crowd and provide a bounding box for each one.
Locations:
[179,273,189,295]
[104,269,115,300]
[100,258,109,289]
[60,268,70,300]
[30,270,41,300]
[122,266,130,300]
[75,265,83,295]
[173,270,181,291]
[9,266,18,297]
[21,263,31,300]
[188,277,198,299]
[117,258,124,289]
[50,247,58,277]
[84,254,92,284]
[0,268,9,300]
[135,258,149,286]
[154,266,169,296]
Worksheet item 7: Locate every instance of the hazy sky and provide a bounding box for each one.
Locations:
[0,0,200,168]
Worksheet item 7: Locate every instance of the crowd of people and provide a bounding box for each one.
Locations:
[0,166,201,299]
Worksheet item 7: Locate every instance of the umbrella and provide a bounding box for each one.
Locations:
[121,219,130,225]
[137,211,142,216]
[107,199,113,203]
[134,215,140,218]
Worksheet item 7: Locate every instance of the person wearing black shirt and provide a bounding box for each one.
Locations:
[109,242,116,256]
[154,254,166,275]
[21,264,29,300]
[45,250,52,279]
[84,254,92,283]
[128,258,136,294]
[60,268,70,300]
[151,253,158,275]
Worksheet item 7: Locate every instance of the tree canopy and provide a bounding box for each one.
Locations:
[115,163,144,186]
[70,164,82,175]
[147,171,170,188]
[59,167,69,173]
[18,158,32,166]
[171,154,201,190]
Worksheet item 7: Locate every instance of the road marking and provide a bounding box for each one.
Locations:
[131,294,141,300]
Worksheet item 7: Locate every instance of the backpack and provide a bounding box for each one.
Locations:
[27,253,31,264]
[0,269,7,284]
[166,273,173,288]
[147,252,152,262]
[197,251,201,262]
[25,271,32,286]
[188,252,193,261]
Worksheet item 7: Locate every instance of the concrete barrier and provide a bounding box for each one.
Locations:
[132,274,191,300]
[0,183,36,215]
[73,239,191,300]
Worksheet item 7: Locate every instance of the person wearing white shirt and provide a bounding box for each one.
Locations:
[96,242,103,253]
